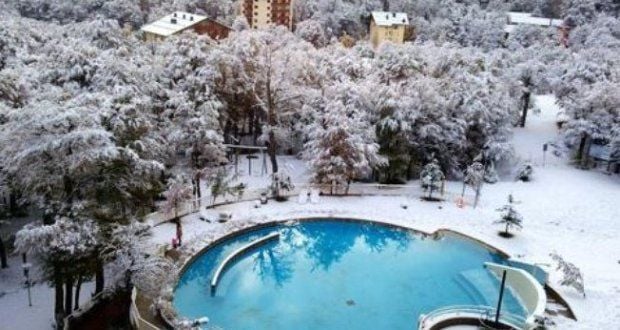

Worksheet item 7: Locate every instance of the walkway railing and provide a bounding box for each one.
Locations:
[130,288,163,330]
[149,182,468,227]
[418,305,527,330]
[485,262,547,328]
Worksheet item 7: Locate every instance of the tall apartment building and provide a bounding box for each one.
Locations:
[241,0,294,30]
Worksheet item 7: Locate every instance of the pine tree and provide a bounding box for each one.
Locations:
[494,194,523,237]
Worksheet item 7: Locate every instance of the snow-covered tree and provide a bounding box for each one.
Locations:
[15,216,100,324]
[420,158,445,200]
[494,194,523,237]
[305,98,383,195]
[463,161,485,207]
[162,176,193,220]
[550,252,586,297]
[295,19,329,48]
[206,168,245,206]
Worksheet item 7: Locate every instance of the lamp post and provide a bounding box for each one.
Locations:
[21,253,32,307]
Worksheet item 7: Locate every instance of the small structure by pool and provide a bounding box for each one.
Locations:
[173,219,546,329]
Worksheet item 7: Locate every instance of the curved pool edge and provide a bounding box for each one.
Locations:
[175,217,512,279]
[210,232,280,291]
[165,217,543,329]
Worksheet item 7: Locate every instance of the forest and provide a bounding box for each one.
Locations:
[0,0,618,327]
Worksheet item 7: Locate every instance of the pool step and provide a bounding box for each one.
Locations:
[455,268,501,307]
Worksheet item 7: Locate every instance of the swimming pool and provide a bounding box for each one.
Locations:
[173,219,527,329]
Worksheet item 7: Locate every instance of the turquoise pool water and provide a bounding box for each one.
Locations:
[174,220,526,329]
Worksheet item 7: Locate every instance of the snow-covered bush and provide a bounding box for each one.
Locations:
[516,162,534,182]
[550,252,586,297]
[271,172,294,201]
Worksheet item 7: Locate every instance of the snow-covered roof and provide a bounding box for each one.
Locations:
[507,12,564,28]
[371,11,409,27]
[140,12,208,37]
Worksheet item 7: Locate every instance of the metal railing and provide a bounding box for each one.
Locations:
[148,182,466,227]
[130,288,163,330]
[418,305,527,330]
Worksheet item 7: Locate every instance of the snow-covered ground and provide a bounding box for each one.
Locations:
[0,255,95,330]
[148,95,620,329]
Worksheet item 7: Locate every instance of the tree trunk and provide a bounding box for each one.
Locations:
[74,275,82,310]
[195,174,202,207]
[382,0,389,11]
[505,223,510,235]
[577,133,588,167]
[9,190,18,215]
[520,91,530,128]
[461,181,466,198]
[268,131,278,173]
[474,184,481,208]
[95,259,104,294]
[0,236,7,268]
[54,264,65,328]
[65,276,74,314]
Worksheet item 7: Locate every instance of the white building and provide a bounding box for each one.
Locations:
[140,12,208,42]
[504,12,564,33]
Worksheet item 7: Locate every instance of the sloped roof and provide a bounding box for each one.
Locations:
[141,12,208,37]
[507,12,564,28]
[371,11,409,27]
